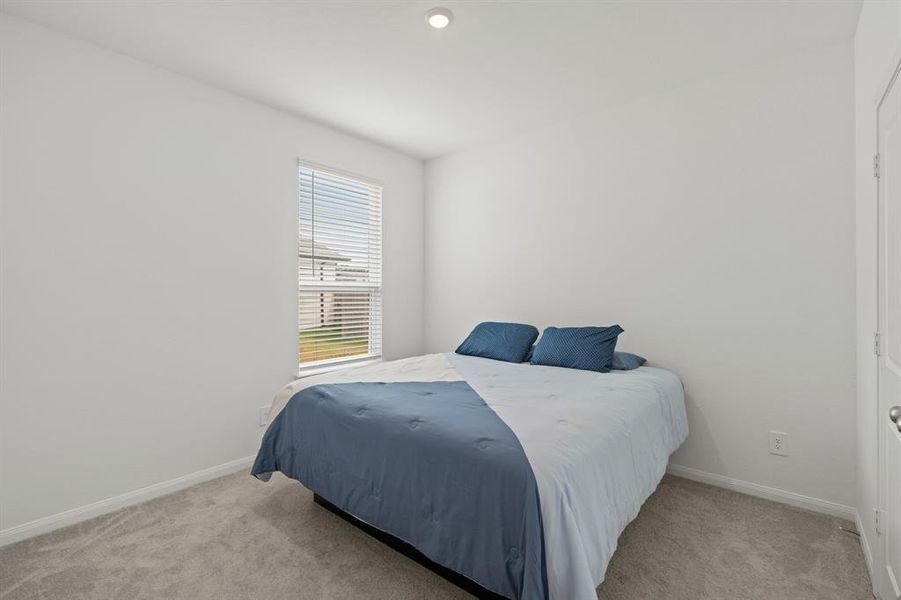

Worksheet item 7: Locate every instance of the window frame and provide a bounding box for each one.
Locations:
[296,159,384,374]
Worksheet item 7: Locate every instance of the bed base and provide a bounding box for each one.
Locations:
[313,493,509,599]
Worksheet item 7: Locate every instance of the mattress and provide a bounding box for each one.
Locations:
[256,352,688,599]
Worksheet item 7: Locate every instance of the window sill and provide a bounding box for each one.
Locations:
[296,356,382,380]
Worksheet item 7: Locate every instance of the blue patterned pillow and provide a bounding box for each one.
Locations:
[611,351,646,370]
[522,344,536,363]
[530,325,624,372]
[456,322,539,363]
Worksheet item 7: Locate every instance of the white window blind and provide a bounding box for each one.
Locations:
[298,164,382,367]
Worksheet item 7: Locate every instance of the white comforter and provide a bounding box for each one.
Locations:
[267,353,688,600]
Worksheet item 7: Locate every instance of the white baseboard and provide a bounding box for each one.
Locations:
[667,463,856,520]
[0,455,255,547]
[0,459,859,548]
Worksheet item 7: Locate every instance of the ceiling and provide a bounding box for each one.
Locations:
[2,1,862,159]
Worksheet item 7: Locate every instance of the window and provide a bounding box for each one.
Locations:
[298,163,382,367]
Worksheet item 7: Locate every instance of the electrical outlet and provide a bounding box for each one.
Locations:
[768,431,787,456]
[259,406,271,427]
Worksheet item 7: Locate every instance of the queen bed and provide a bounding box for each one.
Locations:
[252,351,688,600]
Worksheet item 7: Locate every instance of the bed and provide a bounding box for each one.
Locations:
[252,352,688,600]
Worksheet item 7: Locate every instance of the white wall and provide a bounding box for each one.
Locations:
[0,15,424,533]
[854,0,901,592]
[425,45,856,506]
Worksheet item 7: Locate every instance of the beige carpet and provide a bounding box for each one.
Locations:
[0,473,872,600]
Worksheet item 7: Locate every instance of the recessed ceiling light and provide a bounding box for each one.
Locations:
[425,7,453,29]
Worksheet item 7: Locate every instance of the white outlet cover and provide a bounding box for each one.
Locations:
[768,431,788,456]
[259,406,270,427]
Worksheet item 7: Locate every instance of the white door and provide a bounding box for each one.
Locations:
[878,58,901,600]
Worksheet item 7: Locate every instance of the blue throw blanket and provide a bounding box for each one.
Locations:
[252,381,548,600]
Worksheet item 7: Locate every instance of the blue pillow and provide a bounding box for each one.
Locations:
[522,344,536,363]
[530,325,624,372]
[456,322,539,363]
[611,351,646,370]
